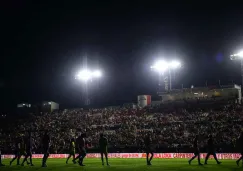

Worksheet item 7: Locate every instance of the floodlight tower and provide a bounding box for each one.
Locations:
[151,60,169,91]
[230,51,243,88]
[75,69,102,105]
[151,60,181,91]
[168,61,181,90]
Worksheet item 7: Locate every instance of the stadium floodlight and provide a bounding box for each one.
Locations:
[75,68,102,106]
[230,51,243,60]
[150,60,169,73]
[151,59,182,91]
[230,51,243,90]
[169,61,181,69]
[151,60,181,73]
[75,69,102,82]
[92,70,102,78]
[76,69,92,81]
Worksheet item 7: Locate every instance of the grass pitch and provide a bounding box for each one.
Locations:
[1,158,242,171]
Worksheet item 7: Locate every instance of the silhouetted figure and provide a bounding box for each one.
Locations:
[10,137,22,166]
[188,135,203,165]
[21,132,34,166]
[42,131,50,167]
[144,134,154,165]
[73,133,86,166]
[99,133,109,166]
[66,138,76,164]
[204,135,221,165]
[0,149,5,166]
[236,132,243,166]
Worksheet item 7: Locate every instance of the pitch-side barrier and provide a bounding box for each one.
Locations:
[2,153,242,160]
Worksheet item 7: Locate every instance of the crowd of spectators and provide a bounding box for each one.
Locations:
[0,99,243,154]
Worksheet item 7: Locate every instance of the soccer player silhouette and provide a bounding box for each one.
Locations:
[42,131,50,167]
[236,132,243,166]
[204,135,221,165]
[66,138,76,164]
[21,132,34,166]
[144,134,154,165]
[0,148,5,166]
[188,135,203,165]
[73,133,86,166]
[10,137,22,166]
[99,133,109,166]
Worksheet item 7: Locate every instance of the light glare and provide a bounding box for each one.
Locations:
[151,60,168,73]
[92,70,102,77]
[170,61,181,68]
[76,69,102,81]
[237,51,243,57]
[77,70,92,81]
[151,60,181,73]
[231,51,243,58]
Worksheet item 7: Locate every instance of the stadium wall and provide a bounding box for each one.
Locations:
[2,153,242,160]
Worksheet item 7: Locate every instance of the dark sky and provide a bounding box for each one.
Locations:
[1,1,243,112]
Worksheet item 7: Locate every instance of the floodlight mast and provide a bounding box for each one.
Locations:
[84,81,90,105]
[151,60,181,92]
[75,69,102,105]
[230,52,243,89]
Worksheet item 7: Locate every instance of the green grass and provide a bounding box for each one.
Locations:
[1,158,243,171]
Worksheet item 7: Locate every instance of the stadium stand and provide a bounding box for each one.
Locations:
[0,99,242,154]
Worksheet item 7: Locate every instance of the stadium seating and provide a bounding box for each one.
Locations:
[0,101,242,154]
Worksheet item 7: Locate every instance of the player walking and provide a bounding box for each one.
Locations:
[236,132,243,166]
[144,134,154,165]
[188,135,203,165]
[0,148,5,166]
[10,137,22,166]
[66,138,76,164]
[73,133,86,166]
[204,135,221,165]
[99,133,109,166]
[42,131,50,167]
[21,132,34,166]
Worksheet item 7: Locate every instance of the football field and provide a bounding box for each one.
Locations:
[1,158,242,171]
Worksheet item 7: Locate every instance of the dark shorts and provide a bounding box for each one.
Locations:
[79,148,86,156]
[69,150,75,155]
[20,150,26,156]
[145,146,153,153]
[100,147,108,154]
[43,146,50,154]
[193,147,200,155]
[194,150,200,155]
[14,150,20,156]
[26,149,32,156]
[207,151,215,155]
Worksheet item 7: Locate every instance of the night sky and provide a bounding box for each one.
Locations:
[1,1,243,112]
